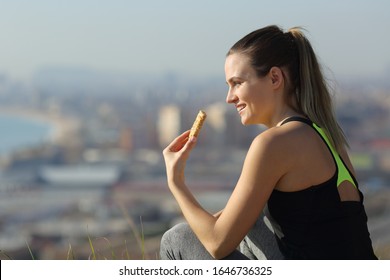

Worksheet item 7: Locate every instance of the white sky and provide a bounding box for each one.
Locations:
[0,0,389,81]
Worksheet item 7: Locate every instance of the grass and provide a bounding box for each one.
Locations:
[118,203,147,259]
[82,211,151,260]
[87,232,97,260]
[67,243,75,260]
[26,240,35,260]
[0,250,13,260]
[0,206,161,260]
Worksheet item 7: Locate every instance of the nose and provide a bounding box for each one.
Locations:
[226,88,238,104]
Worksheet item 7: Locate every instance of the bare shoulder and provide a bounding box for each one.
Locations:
[249,122,320,171]
[235,127,293,203]
[246,126,298,174]
[260,121,339,191]
[251,122,308,153]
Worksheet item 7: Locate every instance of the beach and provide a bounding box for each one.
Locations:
[0,106,80,145]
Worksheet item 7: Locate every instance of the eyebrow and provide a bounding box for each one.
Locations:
[226,76,242,84]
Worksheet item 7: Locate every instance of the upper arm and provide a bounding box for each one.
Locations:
[213,209,223,218]
[210,131,288,258]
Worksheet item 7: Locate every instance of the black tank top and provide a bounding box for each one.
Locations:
[265,117,377,259]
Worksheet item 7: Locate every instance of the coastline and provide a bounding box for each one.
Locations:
[0,106,80,144]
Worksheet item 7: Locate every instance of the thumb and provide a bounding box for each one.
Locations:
[182,136,197,154]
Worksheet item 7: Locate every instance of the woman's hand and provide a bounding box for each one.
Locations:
[162,130,197,186]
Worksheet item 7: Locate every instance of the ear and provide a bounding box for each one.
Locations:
[269,67,284,89]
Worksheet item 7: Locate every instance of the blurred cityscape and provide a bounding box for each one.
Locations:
[0,68,389,259]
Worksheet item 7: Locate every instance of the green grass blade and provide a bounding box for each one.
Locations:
[87,231,97,260]
[98,237,117,260]
[67,243,75,260]
[123,240,130,260]
[25,240,35,260]
[139,216,145,260]
[119,203,148,259]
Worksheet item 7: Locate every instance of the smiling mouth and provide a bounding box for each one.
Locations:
[236,104,246,113]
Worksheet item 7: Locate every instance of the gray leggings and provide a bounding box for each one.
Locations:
[160,213,284,260]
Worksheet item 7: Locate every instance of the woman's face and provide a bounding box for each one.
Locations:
[225,53,275,126]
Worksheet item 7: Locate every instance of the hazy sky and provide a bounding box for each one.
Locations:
[0,0,389,82]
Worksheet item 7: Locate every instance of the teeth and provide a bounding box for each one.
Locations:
[236,105,245,112]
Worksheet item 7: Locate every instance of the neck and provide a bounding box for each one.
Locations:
[276,115,306,126]
[271,108,303,127]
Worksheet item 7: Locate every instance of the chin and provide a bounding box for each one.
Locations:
[240,118,253,126]
[241,117,263,126]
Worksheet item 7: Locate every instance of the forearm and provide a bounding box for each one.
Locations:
[168,180,220,254]
[162,133,234,258]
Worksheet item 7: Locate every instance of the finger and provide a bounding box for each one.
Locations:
[180,135,198,155]
[165,130,190,152]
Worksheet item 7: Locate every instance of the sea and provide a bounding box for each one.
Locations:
[0,114,53,156]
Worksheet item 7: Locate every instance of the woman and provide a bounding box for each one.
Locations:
[160,25,377,260]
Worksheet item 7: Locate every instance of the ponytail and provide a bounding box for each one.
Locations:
[288,27,348,152]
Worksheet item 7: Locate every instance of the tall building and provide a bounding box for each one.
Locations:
[157,105,181,147]
[119,127,133,153]
[204,102,227,146]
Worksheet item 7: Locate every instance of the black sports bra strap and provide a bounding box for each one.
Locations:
[280,116,312,126]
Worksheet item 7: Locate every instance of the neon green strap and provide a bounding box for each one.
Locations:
[312,123,357,189]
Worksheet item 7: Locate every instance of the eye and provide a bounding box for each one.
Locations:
[226,78,243,89]
[232,81,242,87]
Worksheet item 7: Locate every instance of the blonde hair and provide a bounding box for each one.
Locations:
[228,25,348,152]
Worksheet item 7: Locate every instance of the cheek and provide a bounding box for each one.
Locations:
[239,87,253,101]
[245,89,263,107]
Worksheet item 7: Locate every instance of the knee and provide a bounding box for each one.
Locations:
[161,223,191,246]
[160,223,191,258]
